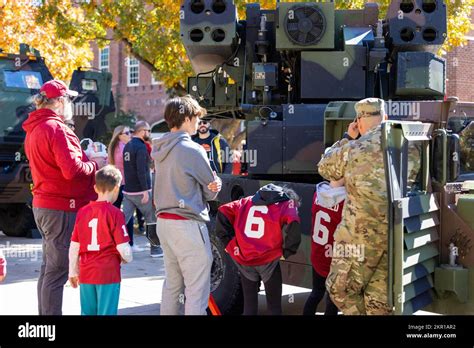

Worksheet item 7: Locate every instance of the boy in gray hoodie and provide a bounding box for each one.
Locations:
[152,95,221,315]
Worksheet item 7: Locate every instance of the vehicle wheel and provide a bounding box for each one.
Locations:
[0,204,36,237]
[207,217,243,315]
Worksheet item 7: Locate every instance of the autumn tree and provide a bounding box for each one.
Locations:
[34,0,474,90]
[28,0,472,147]
[0,1,93,81]
[2,0,471,92]
[1,1,471,147]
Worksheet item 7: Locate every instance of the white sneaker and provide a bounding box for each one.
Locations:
[131,245,143,252]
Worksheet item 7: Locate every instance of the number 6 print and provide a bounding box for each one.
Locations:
[244,206,268,239]
[313,211,330,245]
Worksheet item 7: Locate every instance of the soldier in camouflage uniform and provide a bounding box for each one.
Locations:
[317,98,392,315]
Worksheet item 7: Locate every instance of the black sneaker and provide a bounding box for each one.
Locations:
[150,245,163,258]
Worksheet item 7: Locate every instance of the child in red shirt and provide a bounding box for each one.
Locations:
[68,165,132,315]
[303,178,346,315]
[216,184,301,315]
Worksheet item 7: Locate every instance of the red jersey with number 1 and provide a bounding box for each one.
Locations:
[218,196,300,266]
[311,191,344,278]
[71,201,129,284]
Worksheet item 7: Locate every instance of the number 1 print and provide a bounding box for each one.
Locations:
[87,218,100,251]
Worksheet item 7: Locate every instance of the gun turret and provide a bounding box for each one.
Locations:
[180,0,238,74]
[181,0,448,176]
[386,0,447,47]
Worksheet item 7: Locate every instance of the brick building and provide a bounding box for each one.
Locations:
[90,41,168,127]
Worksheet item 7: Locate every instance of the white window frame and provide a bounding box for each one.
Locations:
[151,73,161,85]
[99,46,109,72]
[127,57,140,87]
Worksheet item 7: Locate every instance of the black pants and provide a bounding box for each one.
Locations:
[33,207,77,315]
[303,269,338,315]
[114,185,135,245]
[240,263,282,315]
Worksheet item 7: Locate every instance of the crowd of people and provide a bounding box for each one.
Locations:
[0,78,399,316]
[18,80,226,315]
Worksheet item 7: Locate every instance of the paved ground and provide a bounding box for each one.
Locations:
[0,232,167,315]
[0,231,436,316]
[0,231,314,315]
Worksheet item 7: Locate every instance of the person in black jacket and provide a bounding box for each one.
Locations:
[122,121,162,257]
[191,120,232,174]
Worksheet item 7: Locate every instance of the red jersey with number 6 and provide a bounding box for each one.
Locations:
[218,196,300,266]
[311,189,345,278]
[71,201,129,284]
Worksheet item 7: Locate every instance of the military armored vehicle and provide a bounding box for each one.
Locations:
[0,44,115,237]
[180,0,474,315]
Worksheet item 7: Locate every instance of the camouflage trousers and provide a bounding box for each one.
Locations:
[325,242,392,315]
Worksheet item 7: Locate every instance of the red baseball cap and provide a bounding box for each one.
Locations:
[40,80,78,99]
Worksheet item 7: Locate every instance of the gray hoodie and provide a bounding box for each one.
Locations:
[152,131,218,222]
[315,181,347,209]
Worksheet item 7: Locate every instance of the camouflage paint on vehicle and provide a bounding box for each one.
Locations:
[0,44,53,204]
[0,45,115,237]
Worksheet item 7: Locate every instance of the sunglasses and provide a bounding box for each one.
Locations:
[199,121,209,125]
[121,131,130,135]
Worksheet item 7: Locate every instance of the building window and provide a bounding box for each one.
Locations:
[127,57,139,86]
[151,73,160,85]
[99,46,109,72]
[152,75,164,92]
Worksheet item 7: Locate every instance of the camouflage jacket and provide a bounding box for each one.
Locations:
[317,125,388,247]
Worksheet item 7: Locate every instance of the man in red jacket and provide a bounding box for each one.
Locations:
[23,80,104,315]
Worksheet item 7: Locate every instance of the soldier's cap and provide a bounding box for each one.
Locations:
[354,98,386,119]
[40,80,78,99]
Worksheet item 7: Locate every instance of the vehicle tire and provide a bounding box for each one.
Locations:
[0,204,36,237]
[207,216,243,315]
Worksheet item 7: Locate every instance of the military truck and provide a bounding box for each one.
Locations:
[0,44,115,237]
[180,0,474,314]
